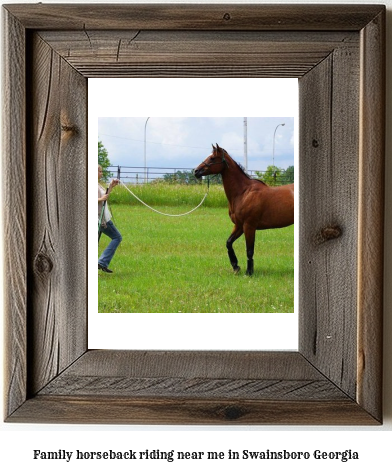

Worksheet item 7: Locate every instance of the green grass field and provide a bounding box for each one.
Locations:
[98,183,294,313]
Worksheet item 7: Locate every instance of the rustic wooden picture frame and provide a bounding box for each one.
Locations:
[3,4,384,424]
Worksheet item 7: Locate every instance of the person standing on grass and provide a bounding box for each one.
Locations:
[98,165,122,273]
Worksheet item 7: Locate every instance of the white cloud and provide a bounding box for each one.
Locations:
[98,116,296,171]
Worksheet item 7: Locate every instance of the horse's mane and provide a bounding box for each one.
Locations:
[221,148,267,185]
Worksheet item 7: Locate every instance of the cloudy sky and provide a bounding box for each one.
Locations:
[98,116,295,172]
[91,78,298,173]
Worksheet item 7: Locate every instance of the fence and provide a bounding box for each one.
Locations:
[106,165,294,186]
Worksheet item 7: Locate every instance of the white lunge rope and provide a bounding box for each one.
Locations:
[119,180,208,217]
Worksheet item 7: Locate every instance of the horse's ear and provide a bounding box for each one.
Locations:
[212,143,216,150]
[216,143,220,151]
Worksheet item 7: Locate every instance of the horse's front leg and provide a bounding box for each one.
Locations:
[244,225,256,276]
[226,225,243,274]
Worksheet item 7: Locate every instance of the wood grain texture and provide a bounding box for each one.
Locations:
[2,9,27,420]
[357,9,385,422]
[27,33,88,396]
[4,4,384,31]
[37,351,346,400]
[298,42,360,399]
[2,3,385,425]
[7,351,378,424]
[9,396,378,425]
[38,30,358,78]
[39,377,346,400]
[59,350,324,379]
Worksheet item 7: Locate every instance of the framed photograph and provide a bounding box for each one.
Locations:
[91,80,298,347]
[3,4,384,424]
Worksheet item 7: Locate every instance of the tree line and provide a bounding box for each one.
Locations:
[99,140,294,186]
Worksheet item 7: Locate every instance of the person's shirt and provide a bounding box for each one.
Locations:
[98,184,112,224]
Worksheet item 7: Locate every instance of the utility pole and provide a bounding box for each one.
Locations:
[244,117,248,172]
[272,122,285,168]
[144,117,150,183]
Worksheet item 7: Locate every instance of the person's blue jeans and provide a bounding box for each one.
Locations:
[98,220,122,268]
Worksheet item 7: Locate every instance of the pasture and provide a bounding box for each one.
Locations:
[98,183,294,313]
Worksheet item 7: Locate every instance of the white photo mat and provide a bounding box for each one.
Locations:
[89,78,299,350]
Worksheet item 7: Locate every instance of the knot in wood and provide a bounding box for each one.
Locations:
[223,405,244,420]
[312,139,319,148]
[34,252,54,274]
[223,13,231,21]
[315,225,342,245]
[61,124,77,133]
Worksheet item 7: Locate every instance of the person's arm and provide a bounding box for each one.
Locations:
[98,186,109,202]
[98,194,108,202]
[108,178,120,194]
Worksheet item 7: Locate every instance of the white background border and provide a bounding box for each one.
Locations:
[0,3,390,473]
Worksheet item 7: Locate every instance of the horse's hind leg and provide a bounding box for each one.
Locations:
[226,225,243,274]
[244,225,256,276]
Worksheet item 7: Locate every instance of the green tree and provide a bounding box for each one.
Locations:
[255,165,283,186]
[282,165,294,184]
[162,170,200,184]
[98,141,112,181]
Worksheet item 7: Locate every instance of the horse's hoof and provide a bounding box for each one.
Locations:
[233,266,240,274]
[245,270,253,277]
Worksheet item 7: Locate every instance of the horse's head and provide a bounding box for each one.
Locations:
[194,144,229,179]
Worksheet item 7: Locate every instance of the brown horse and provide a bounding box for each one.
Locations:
[194,144,294,276]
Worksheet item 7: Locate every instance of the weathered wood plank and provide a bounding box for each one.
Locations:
[35,351,349,402]
[299,42,360,399]
[38,30,358,79]
[2,8,27,420]
[39,376,347,400]
[27,33,87,395]
[39,30,357,58]
[357,9,385,423]
[39,30,359,48]
[62,350,319,379]
[4,4,384,31]
[65,66,307,79]
[9,396,379,425]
